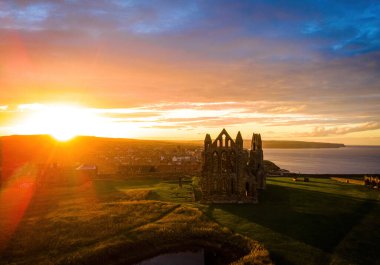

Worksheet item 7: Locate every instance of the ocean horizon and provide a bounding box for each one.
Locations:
[264,146,380,174]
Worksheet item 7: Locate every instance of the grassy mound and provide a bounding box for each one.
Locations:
[118,188,154,200]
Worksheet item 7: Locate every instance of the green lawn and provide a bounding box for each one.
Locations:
[204,177,380,265]
[87,177,380,265]
[1,176,379,265]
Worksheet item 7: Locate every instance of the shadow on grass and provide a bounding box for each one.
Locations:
[209,184,379,264]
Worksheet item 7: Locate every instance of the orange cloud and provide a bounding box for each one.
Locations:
[295,122,380,137]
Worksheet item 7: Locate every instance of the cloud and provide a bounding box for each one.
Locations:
[300,3,380,55]
[0,1,379,144]
[1,101,379,143]
[295,122,380,137]
[89,101,329,129]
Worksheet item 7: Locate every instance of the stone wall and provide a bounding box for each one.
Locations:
[201,129,266,203]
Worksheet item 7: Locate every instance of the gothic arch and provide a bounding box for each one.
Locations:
[212,152,219,173]
[230,151,236,173]
[245,182,250,196]
[221,151,227,173]
[213,130,235,149]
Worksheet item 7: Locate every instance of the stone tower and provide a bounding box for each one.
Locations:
[249,133,266,190]
[201,129,266,203]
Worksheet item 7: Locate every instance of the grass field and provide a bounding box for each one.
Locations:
[0,176,379,264]
[205,177,380,265]
[0,177,269,265]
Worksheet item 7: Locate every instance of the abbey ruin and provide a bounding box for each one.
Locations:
[201,129,266,203]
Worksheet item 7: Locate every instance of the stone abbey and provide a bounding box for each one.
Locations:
[201,129,266,203]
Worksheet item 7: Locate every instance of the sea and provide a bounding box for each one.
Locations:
[264,146,380,174]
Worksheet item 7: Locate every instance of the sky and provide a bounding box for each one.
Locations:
[0,0,379,144]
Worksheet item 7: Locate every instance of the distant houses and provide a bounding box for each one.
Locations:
[35,163,97,186]
[76,164,98,178]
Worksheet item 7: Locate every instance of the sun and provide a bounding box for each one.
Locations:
[13,104,101,141]
[42,106,82,141]
[51,131,76,141]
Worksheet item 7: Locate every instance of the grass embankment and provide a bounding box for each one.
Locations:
[0,178,271,265]
[207,177,380,265]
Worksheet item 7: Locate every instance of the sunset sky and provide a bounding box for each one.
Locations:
[0,1,379,144]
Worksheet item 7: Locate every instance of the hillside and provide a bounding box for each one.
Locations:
[260,140,345,149]
[0,135,346,171]
[169,139,345,148]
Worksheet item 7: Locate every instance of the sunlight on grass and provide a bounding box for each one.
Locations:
[0,178,270,265]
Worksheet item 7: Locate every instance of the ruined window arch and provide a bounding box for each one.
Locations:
[206,153,213,172]
[212,152,219,173]
[230,151,236,173]
[245,182,250,196]
[221,151,227,173]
